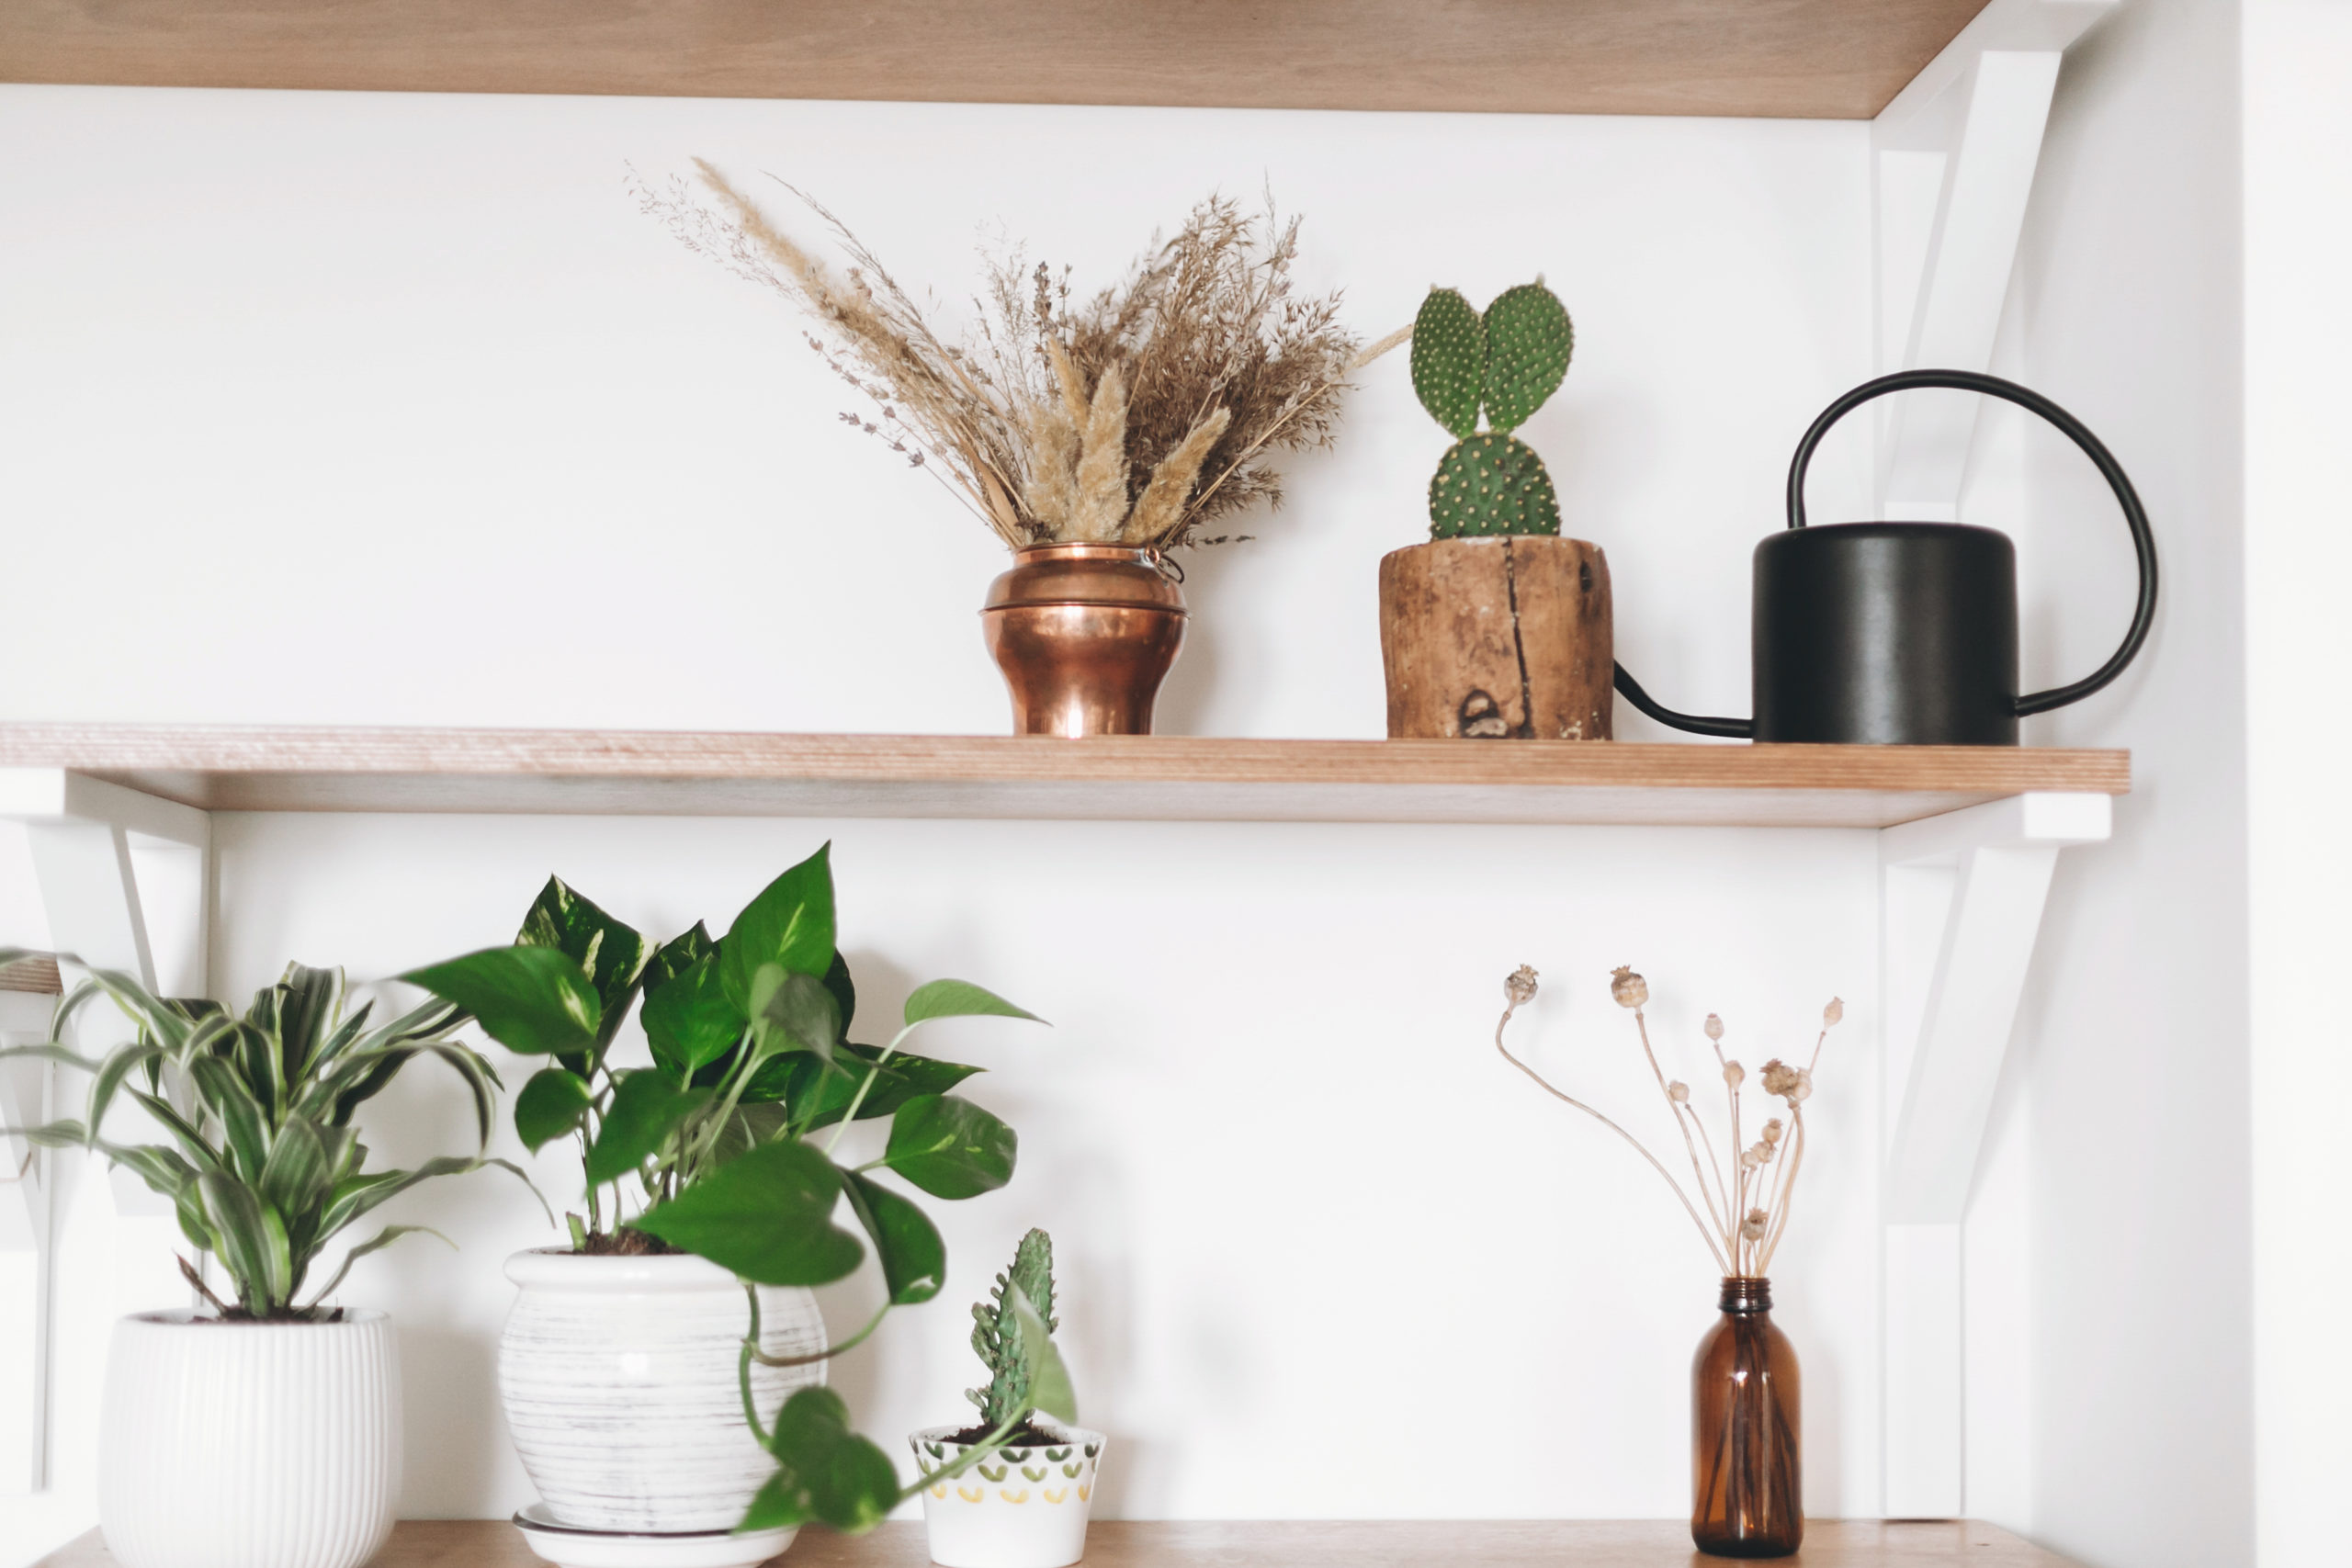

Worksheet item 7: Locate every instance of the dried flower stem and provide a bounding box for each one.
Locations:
[1496,992,1731,1274]
[1496,968,1842,1281]
[1633,1010,1727,1246]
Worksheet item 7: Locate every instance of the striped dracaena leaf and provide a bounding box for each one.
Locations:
[320,1155,538,1238]
[127,1090,224,1175]
[198,1171,293,1314]
[300,1224,453,1313]
[259,1117,335,1255]
[187,1055,270,1180]
[273,964,347,1081]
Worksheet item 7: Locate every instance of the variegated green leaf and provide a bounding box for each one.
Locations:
[400,946,600,1058]
[300,1224,453,1311]
[187,1055,269,1180]
[127,1090,223,1175]
[517,875,651,1021]
[319,1155,539,1238]
[198,1172,285,1313]
[721,845,837,1012]
[259,1118,334,1255]
[514,1066,594,1153]
[641,951,742,1077]
[274,964,347,1081]
[583,1070,713,1187]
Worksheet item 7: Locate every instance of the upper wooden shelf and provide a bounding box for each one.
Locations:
[41,1518,2084,1566]
[2,0,1990,120]
[0,725,2127,829]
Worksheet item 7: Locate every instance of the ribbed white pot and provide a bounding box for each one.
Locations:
[498,1249,827,1533]
[97,1310,400,1568]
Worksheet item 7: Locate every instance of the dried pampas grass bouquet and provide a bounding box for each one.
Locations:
[635,164,1378,553]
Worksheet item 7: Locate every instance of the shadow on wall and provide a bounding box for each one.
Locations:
[399,1325,505,1517]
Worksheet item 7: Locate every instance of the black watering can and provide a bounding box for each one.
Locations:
[1612,368,2158,745]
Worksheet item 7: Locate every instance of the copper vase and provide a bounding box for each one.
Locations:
[1691,1277,1803,1557]
[981,544,1187,737]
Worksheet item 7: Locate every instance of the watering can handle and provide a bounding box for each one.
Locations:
[1611,367,2159,734]
[1786,367,2158,718]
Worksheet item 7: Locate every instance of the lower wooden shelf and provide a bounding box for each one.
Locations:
[40,1517,2080,1566]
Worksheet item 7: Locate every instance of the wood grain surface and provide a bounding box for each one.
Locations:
[0,953,63,994]
[37,1518,2084,1566]
[0,724,2128,829]
[1,0,1989,119]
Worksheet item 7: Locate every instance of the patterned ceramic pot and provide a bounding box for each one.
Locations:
[910,1423,1105,1568]
[97,1310,399,1568]
[498,1249,826,1533]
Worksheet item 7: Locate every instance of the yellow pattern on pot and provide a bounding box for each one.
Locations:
[910,1424,1106,1568]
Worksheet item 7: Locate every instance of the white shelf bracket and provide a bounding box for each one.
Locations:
[1873,0,2116,521]
[1,984,59,1496]
[0,769,212,1495]
[1877,790,2110,1518]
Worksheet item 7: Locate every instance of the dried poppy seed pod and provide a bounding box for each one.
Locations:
[1824,997,1845,1028]
[1723,1061,1746,1089]
[1704,1013,1724,1042]
[1759,1059,1800,1099]
[1610,966,1648,1010]
[1668,1080,1690,1103]
[1791,1067,1814,1104]
[1762,1118,1784,1144]
[1741,1209,1770,1241]
[1505,965,1539,1009]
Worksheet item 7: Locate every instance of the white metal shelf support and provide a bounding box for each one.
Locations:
[1876,791,2110,1517]
[1867,0,2120,1518]
[1873,0,2117,520]
[0,769,210,1496]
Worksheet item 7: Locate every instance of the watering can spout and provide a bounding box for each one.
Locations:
[1611,368,2157,747]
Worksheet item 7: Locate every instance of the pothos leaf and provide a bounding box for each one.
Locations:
[841,1170,946,1305]
[582,1070,713,1187]
[514,1066,595,1153]
[747,1387,901,1534]
[630,1139,863,1286]
[722,845,837,1011]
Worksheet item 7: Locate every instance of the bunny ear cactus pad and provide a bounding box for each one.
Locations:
[1480,283,1573,435]
[1410,288,1486,441]
[1430,433,1562,537]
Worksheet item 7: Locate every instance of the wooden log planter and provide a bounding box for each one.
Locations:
[1377,536,1614,740]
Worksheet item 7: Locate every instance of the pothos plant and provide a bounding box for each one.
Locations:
[0,950,526,1320]
[400,843,1047,1532]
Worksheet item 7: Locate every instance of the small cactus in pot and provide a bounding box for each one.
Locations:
[1413,280,1574,538]
[1378,277,1612,740]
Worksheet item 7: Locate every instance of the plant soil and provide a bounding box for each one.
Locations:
[944,1421,1069,1448]
[575,1227,682,1258]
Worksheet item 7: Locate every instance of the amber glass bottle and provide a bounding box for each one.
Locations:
[1690,1276,1802,1557]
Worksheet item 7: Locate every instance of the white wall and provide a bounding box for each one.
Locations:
[2242,5,2352,1566]
[1984,1,2256,1563]
[0,83,1888,1559]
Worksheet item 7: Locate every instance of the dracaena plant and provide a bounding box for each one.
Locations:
[400,842,1046,1532]
[0,949,524,1321]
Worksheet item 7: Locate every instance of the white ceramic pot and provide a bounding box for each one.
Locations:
[910,1423,1105,1568]
[499,1249,826,1533]
[96,1310,400,1568]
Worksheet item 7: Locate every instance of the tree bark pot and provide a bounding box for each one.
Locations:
[1378,536,1613,739]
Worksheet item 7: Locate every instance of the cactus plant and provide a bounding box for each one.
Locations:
[967,1228,1074,1433]
[1411,279,1574,539]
